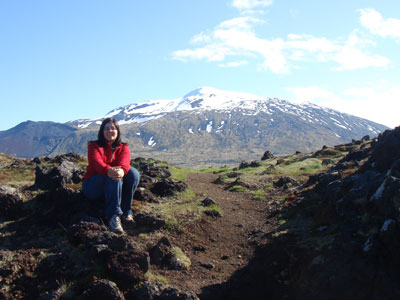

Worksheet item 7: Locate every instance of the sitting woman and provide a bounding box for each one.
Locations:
[82,118,140,234]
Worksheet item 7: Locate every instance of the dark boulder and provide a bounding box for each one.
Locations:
[78,279,125,300]
[362,135,370,141]
[261,151,274,160]
[0,185,23,219]
[69,221,118,246]
[274,177,299,189]
[306,171,342,188]
[151,178,187,197]
[134,188,158,203]
[342,148,369,162]
[158,287,199,300]
[138,175,157,189]
[47,187,103,225]
[108,236,138,252]
[149,237,172,266]
[370,175,400,218]
[201,197,217,207]
[364,126,400,172]
[104,247,150,290]
[141,164,171,179]
[52,152,84,164]
[34,160,84,190]
[126,282,199,300]
[239,161,261,169]
[133,212,166,230]
[126,282,163,300]
[204,210,221,218]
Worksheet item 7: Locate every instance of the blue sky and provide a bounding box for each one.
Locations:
[0,0,399,130]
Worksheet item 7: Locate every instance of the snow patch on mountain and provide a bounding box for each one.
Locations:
[148,136,156,147]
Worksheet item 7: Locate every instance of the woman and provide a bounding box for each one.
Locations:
[82,118,140,234]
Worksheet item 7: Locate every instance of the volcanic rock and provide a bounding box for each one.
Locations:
[78,279,125,300]
[151,178,187,197]
[0,185,23,219]
[34,160,84,190]
[261,150,274,160]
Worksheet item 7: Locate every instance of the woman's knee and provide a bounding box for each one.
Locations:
[126,167,140,184]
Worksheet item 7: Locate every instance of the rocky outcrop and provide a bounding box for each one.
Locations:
[127,282,199,300]
[151,178,187,197]
[0,185,23,219]
[273,176,300,190]
[78,279,125,300]
[149,237,191,271]
[282,127,400,299]
[261,150,274,160]
[69,222,150,290]
[34,159,84,190]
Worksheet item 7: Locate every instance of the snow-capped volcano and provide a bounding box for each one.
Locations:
[72,87,267,128]
[70,87,385,137]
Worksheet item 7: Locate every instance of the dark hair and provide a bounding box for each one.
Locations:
[92,118,123,148]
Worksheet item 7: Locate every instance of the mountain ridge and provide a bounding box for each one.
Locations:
[68,87,386,135]
[0,87,390,165]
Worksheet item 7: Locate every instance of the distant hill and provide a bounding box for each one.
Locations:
[0,121,77,158]
[0,87,390,166]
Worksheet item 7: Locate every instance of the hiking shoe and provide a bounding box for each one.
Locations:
[109,215,124,234]
[121,213,134,223]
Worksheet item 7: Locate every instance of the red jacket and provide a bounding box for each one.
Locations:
[83,142,131,182]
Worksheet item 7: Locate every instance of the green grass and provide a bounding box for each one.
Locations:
[170,246,191,270]
[206,204,223,215]
[168,165,194,182]
[145,271,169,285]
[198,166,232,173]
[0,165,36,187]
[140,188,206,233]
[274,157,326,175]
[228,185,249,193]
[252,189,266,200]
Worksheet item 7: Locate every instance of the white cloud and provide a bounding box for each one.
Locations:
[219,61,249,67]
[286,32,390,70]
[172,6,392,73]
[232,0,272,11]
[330,46,389,71]
[173,19,389,73]
[288,86,338,103]
[288,84,400,128]
[172,16,291,73]
[360,8,400,39]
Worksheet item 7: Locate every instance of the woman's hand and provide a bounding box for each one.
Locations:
[107,167,125,181]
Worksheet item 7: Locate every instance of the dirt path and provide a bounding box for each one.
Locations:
[158,172,276,295]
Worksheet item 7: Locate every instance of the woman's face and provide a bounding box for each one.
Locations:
[103,121,118,143]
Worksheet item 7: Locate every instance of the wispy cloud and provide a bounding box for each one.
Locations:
[232,0,273,14]
[172,16,290,73]
[360,8,400,40]
[219,61,249,68]
[288,83,400,128]
[287,32,389,70]
[173,22,389,73]
[172,3,390,73]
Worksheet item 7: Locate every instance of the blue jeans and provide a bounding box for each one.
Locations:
[82,167,140,218]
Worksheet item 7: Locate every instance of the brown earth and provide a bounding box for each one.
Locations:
[133,172,291,299]
[157,172,275,292]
